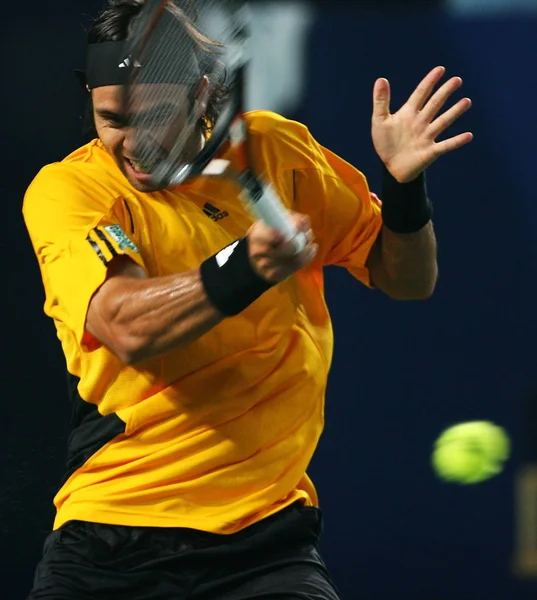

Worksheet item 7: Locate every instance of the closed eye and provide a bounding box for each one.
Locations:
[96,110,128,128]
[95,104,179,128]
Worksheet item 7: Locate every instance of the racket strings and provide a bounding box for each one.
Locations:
[126,0,232,177]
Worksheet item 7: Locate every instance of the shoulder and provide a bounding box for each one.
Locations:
[23,141,127,236]
[245,110,311,141]
[244,110,322,169]
[24,141,124,220]
[244,110,367,187]
[27,139,121,194]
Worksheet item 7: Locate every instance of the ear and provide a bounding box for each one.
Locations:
[194,75,210,117]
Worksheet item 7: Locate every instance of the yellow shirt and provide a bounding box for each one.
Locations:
[23,110,382,533]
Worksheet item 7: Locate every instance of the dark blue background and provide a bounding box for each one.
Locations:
[2,2,536,599]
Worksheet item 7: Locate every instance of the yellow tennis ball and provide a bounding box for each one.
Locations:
[431,421,510,484]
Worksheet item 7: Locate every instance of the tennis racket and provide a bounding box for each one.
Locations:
[123,0,306,252]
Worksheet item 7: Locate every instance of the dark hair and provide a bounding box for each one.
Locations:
[86,0,228,136]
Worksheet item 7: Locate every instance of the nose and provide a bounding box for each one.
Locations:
[122,127,138,157]
[123,128,153,162]
[123,129,168,166]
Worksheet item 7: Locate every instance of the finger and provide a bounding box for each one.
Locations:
[406,66,446,111]
[305,242,318,263]
[295,242,318,267]
[291,227,314,248]
[269,232,286,248]
[372,78,391,120]
[259,221,287,247]
[289,212,312,233]
[429,97,472,138]
[273,238,302,259]
[297,220,314,244]
[421,76,464,123]
[250,220,285,248]
[434,131,474,156]
[288,213,315,246]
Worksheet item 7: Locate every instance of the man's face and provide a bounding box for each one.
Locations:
[92,82,206,193]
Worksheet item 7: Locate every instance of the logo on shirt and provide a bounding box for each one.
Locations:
[202,202,229,222]
[103,224,139,253]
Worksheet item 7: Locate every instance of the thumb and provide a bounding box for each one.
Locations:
[372,78,391,120]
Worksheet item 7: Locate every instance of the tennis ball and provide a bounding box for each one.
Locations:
[431,421,510,484]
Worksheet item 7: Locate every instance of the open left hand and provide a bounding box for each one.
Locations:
[372,66,473,183]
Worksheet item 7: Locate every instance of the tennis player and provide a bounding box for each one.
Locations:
[23,1,472,598]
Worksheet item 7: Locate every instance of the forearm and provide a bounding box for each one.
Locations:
[367,165,437,299]
[88,237,280,363]
[88,267,223,364]
[372,222,438,299]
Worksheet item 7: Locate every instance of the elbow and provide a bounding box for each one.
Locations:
[402,286,435,301]
[116,346,146,366]
[104,326,154,365]
[117,336,153,365]
[385,288,434,301]
[383,274,438,301]
[91,298,155,365]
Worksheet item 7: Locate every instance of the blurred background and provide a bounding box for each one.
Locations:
[2,0,536,599]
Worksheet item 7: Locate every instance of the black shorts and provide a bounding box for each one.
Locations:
[27,503,341,600]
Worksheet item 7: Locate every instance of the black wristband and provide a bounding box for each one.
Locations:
[380,163,433,233]
[200,238,274,316]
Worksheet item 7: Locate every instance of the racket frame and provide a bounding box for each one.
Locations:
[125,0,306,251]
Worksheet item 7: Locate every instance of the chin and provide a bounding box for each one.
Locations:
[128,178,162,193]
[121,164,165,193]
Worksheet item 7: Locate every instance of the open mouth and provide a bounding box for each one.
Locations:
[124,157,155,175]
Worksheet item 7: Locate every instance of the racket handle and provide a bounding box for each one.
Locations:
[241,179,307,254]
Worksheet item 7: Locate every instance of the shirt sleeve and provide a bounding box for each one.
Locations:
[291,140,383,287]
[23,163,146,350]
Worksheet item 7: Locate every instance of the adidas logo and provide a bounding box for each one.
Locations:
[203,202,229,222]
[118,56,142,69]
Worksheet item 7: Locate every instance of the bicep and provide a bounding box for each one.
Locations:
[24,183,147,349]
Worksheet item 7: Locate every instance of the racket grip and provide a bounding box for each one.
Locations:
[242,180,307,254]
